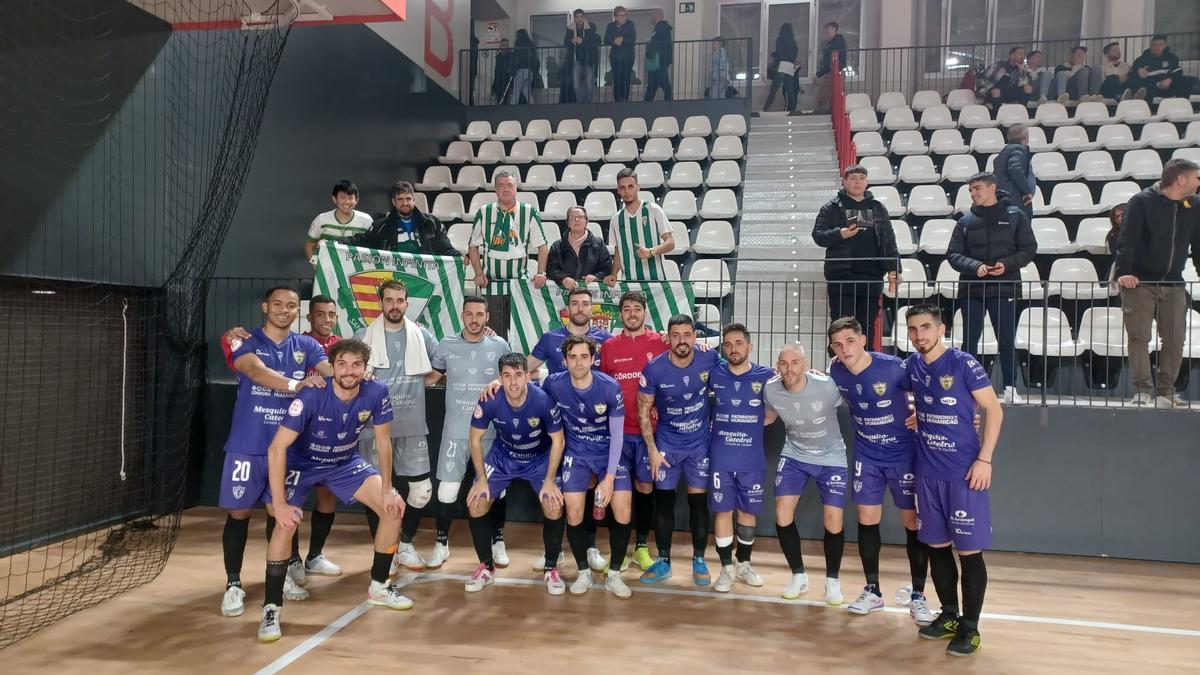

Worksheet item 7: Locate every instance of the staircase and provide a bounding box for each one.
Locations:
[732,114,842,365]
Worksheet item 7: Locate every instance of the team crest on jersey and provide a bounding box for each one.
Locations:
[286,488,296,500]
[751,381,762,393]
[288,399,304,417]
[873,382,887,396]
[700,371,709,383]
[529,417,541,428]
[713,491,723,503]
[939,375,954,390]
[293,350,305,365]
[594,403,608,415]
[358,410,371,422]
[232,486,245,499]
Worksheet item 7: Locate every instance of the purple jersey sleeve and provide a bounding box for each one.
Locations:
[301,335,327,369]
[372,382,395,424]
[544,397,563,433]
[531,333,554,363]
[961,353,992,391]
[470,399,492,430]
[230,336,257,364]
[280,388,314,434]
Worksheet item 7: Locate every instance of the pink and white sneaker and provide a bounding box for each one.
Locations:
[465,563,495,592]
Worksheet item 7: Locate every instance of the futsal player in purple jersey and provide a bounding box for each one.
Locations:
[827,317,934,625]
[218,285,335,619]
[258,340,412,642]
[905,305,1003,658]
[707,324,775,593]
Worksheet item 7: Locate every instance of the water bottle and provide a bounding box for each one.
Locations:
[592,489,606,521]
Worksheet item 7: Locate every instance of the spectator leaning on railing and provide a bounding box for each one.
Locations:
[644,20,674,101]
[812,164,899,349]
[1113,158,1200,409]
[564,10,600,104]
[604,7,636,103]
[975,46,1032,111]
[993,124,1036,223]
[946,172,1037,405]
[814,21,847,113]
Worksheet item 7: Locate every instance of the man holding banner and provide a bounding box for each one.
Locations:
[468,170,550,337]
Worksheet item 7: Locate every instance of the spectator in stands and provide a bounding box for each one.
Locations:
[345,181,459,257]
[1104,203,1126,257]
[994,124,1036,223]
[946,172,1037,405]
[812,164,899,348]
[976,46,1032,111]
[1130,35,1190,99]
[469,31,479,106]
[470,170,551,337]
[606,168,674,283]
[548,206,613,290]
[1113,158,1200,408]
[644,20,674,101]
[1027,50,1052,103]
[764,22,800,113]
[564,9,600,104]
[814,21,847,113]
[1050,46,1096,103]
[605,7,636,102]
[510,30,538,105]
[492,38,513,103]
[1099,42,1138,101]
[708,37,730,100]
[305,180,373,267]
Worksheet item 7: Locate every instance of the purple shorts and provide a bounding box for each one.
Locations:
[219,452,270,510]
[853,459,916,509]
[708,469,766,515]
[485,450,560,497]
[280,458,379,507]
[622,437,654,485]
[915,476,992,550]
[561,450,631,493]
[774,457,848,507]
[653,440,710,491]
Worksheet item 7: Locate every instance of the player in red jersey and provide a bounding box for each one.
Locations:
[599,290,669,571]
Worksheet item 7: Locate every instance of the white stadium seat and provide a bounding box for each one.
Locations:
[996,103,1031,127]
[853,131,886,156]
[850,108,881,132]
[941,154,980,183]
[918,219,956,253]
[871,186,906,216]
[889,130,928,156]
[465,193,492,220]
[1078,307,1142,357]
[952,309,998,353]
[539,140,571,163]
[930,129,969,155]
[432,193,465,221]
[1156,98,1199,123]
[711,136,744,160]
[886,259,931,300]
[649,116,680,138]
[557,164,593,190]
[453,165,486,191]
[491,120,522,141]
[1032,185,1050,216]
[568,138,603,162]
[1015,308,1083,357]
[1026,126,1054,152]
[876,91,908,112]
[919,105,957,130]
[1031,152,1076,181]
[439,140,473,164]
[446,222,472,254]
[1120,149,1164,180]
[859,156,896,184]
[515,191,539,210]
[416,166,452,191]
[946,88,977,110]
[844,93,873,111]
[585,117,616,139]
[911,90,942,112]
[953,184,972,214]
[1099,181,1140,210]
[523,165,556,190]
[706,160,741,188]
[552,119,584,140]
[1049,183,1100,215]
[640,137,675,162]
[700,189,738,219]
[662,190,698,220]
[668,161,703,189]
[897,155,940,183]
[541,191,577,221]
[1049,258,1112,300]
[593,163,626,189]
[1021,263,1045,301]
[1074,218,1113,254]
[907,187,952,217]
[1072,101,1112,125]
[534,221,562,252]
[1053,126,1099,152]
[588,222,606,243]
[616,117,648,139]
[1034,102,1073,126]
[1141,122,1188,149]
[969,127,1004,153]
[521,119,551,142]
[413,192,429,213]
[883,106,919,131]
[604,137,639,163]
[716,114,747,136]
[693,220,736,254]
[1032,218,1076,254]
[1174,147,1200,164]
[1096,124,1142,151]
[1075,151,1125,181]
[460,121,491,142]
[958,104,996,129]
[503,140,537,163]
[682,115,713,137]
[667,221,691,256]
[1114,99,1158,124]
[890,220,916,254]
[583,191,618,220]
[675,137,709,162]
[689,259,733,298]
[695,303,722,325]
[634,162,665,189]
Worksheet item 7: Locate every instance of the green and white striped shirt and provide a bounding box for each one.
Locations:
[470,202,548,286]
[307,209,373,242]
[608,200,671,281]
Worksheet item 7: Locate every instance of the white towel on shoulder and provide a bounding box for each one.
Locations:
[363,317,432,376]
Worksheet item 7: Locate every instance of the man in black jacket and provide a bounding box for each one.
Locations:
[548,206,613,289]
[1114,158,1200,408]
[346,181,460,257]
[565,9,601,104]
[1130,35,1191,99]
[993,125,1036,223]
[604,7,636,102]
[946,172,1037,404]
[813,164,900,348]
[814,21,848,113]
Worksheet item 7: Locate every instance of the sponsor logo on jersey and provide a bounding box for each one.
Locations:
[811,400,824,412]
[858,401,869,409]
[731,399,742,407]
[337,432,347,439]
[903,473,915,481]
[473,405,484,419]
[288,399,304,417]
[876,400,891,408]
[923,395,933,404]
[639,374,648,388]
[829,474,843,483]
[939,375,954,390]
[749,399,761,407]
[940,397,957,406]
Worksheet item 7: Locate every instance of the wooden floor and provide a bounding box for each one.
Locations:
[5,507,1199,674]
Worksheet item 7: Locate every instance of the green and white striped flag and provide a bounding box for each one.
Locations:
[507,280,696,354]
[314,241,466,339]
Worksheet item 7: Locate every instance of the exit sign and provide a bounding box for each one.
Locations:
[679,2,695,13]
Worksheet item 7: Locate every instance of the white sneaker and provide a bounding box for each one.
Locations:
[847,587,885,615]
[782,573,810,600]
[1003,386,1025,405]
[570,569,594,595]
[221,585,245,617]
[257,604,282,643]
[530,551,566,571]
[605,570,632,598]
[586,547,607,572]
[825,578,844,606]
[303,554,342,576]
[367,580,414,610]
[910,591,936,626]
[544,568,566,596]
[491,540,510,568]
[283,575,309,601]
[1130,393,1153,405]
[736,561,764,587]
[465,562,495,592]
[1155,395,1180,409]
[895,584,914,606]
[426,542,450,570]
[394,543,426,572]
[714,565,735,593]
[287,560,306,587]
